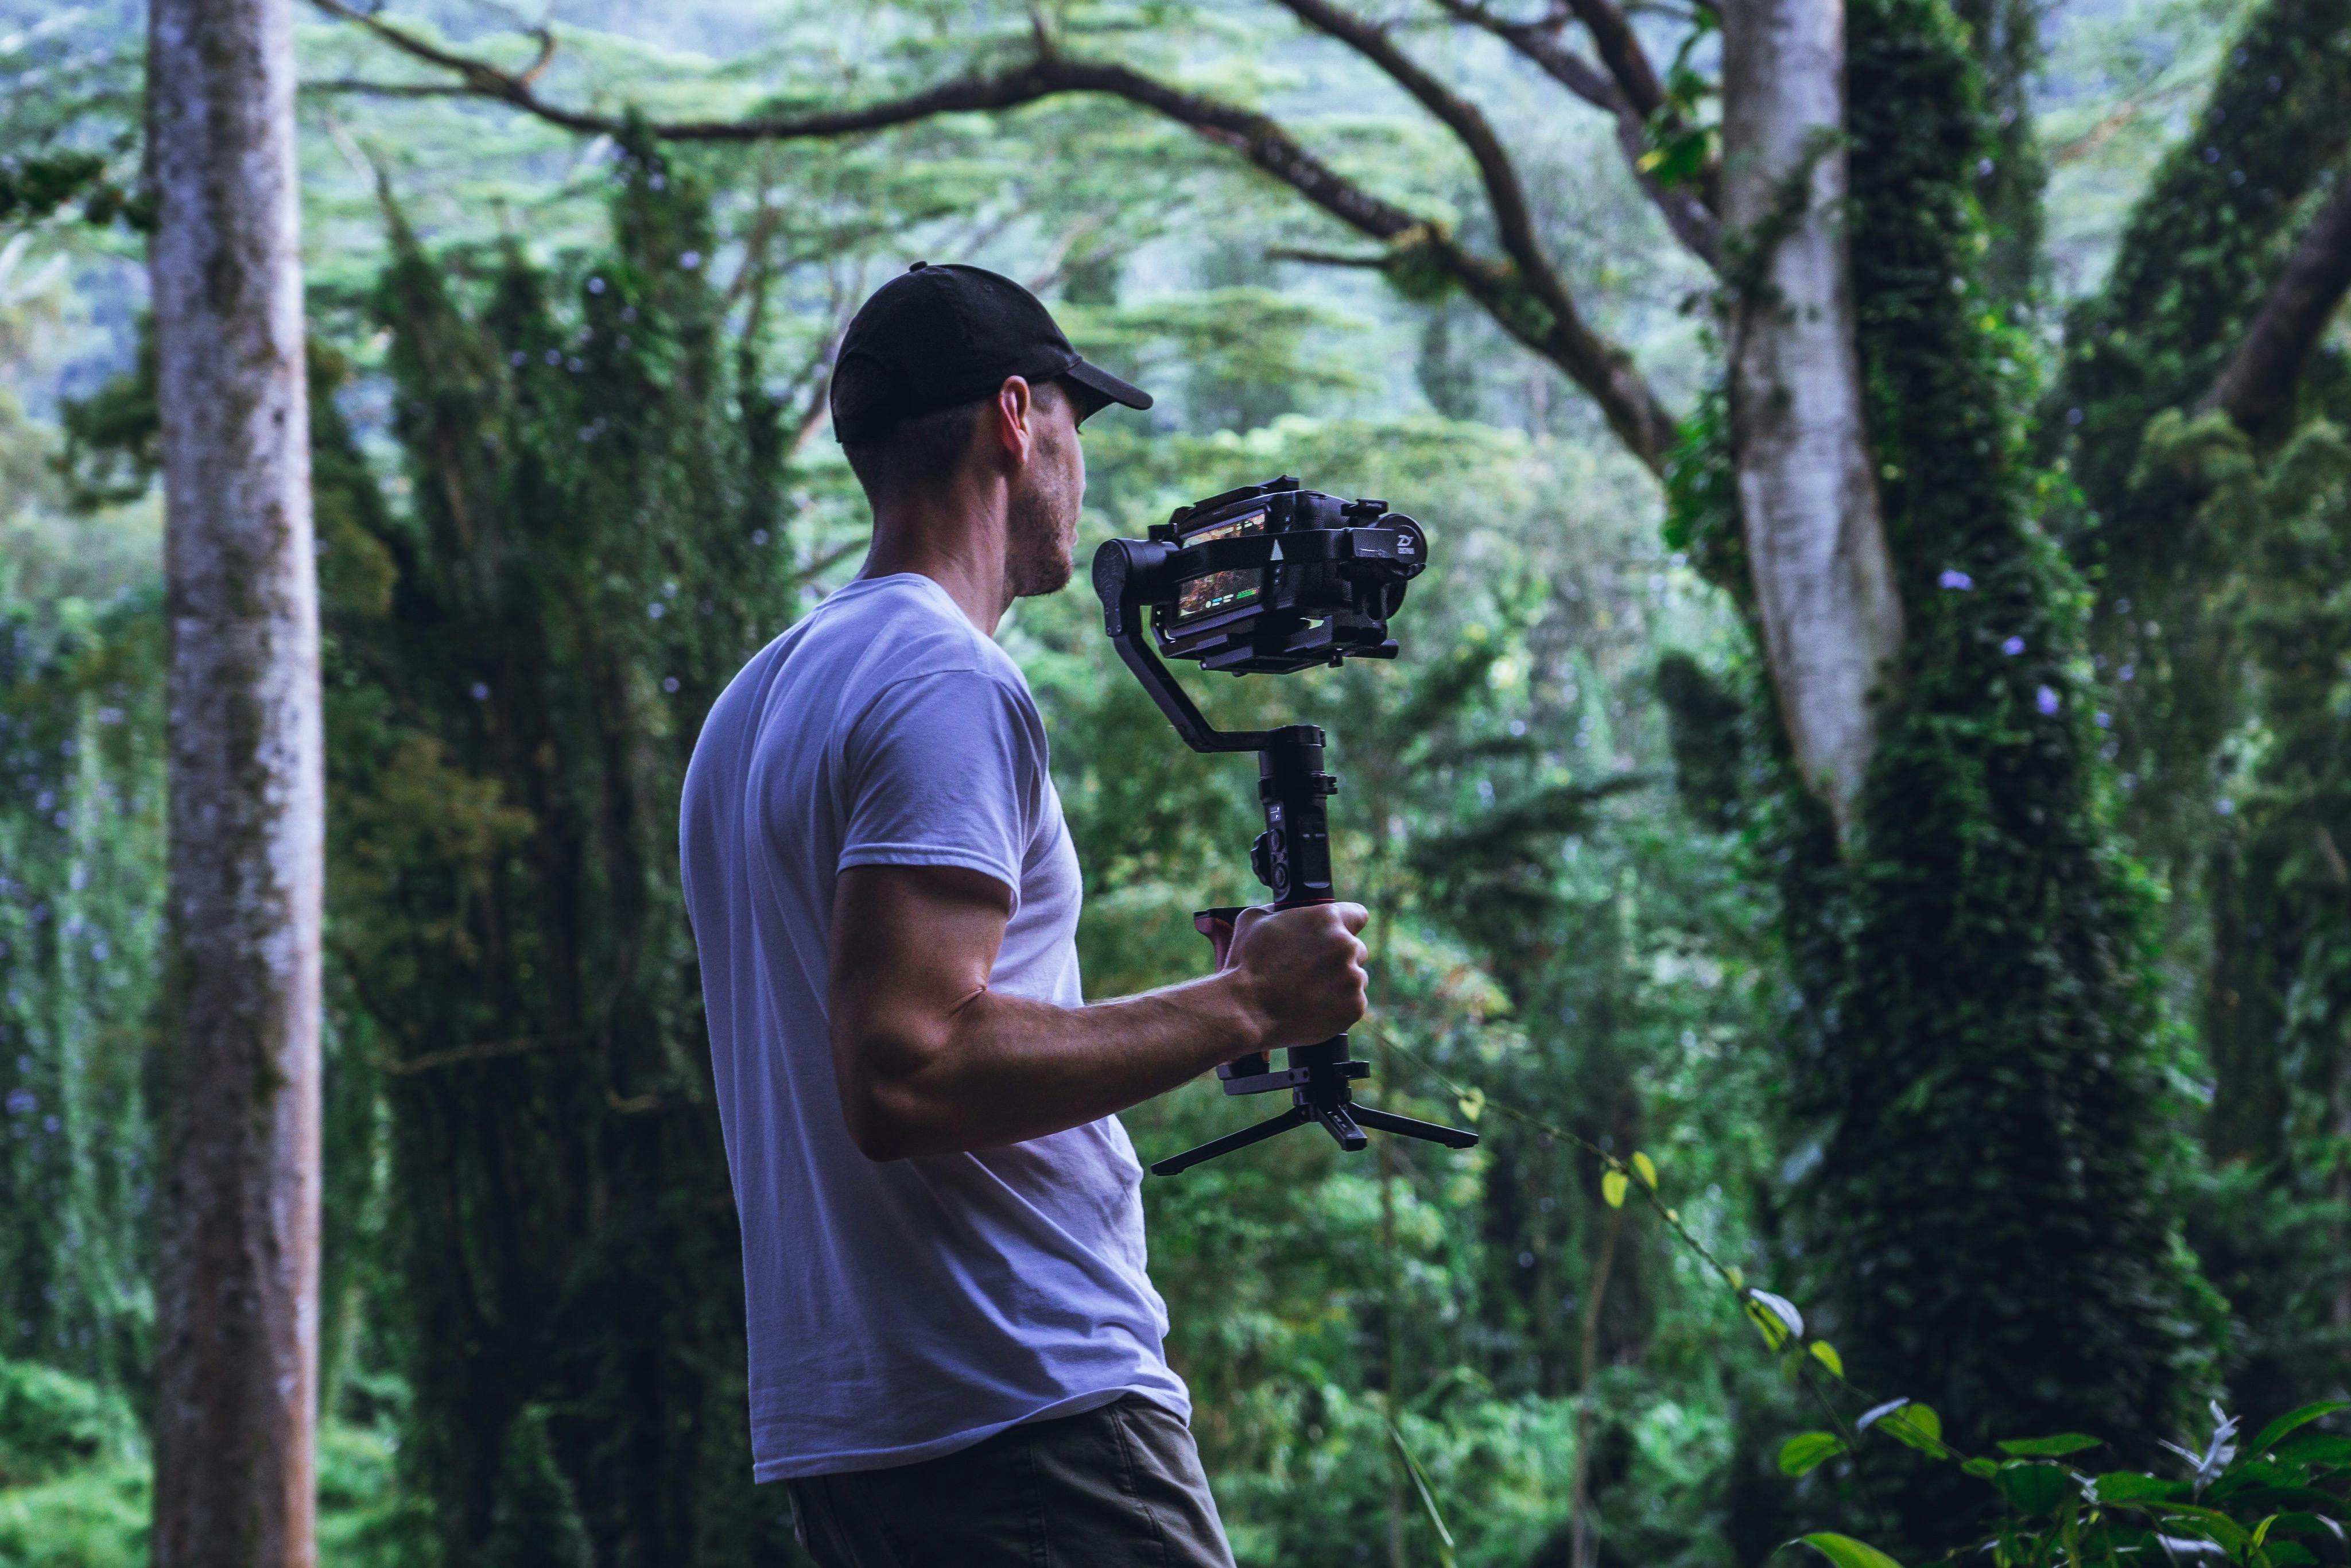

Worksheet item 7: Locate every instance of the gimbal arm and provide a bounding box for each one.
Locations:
[1090,537,1274,755]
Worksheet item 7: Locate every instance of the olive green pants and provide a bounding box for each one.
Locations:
[786,1395,1236,1568]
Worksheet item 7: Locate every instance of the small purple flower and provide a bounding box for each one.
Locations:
[2002,636,2026,656]
[1938,570,1973,591]
[5,1090,34,1117]
[2217,798,2237,817]
[2094,711,2112,729]
[2035,685,2060,715]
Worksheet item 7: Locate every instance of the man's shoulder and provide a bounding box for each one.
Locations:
[706,578,1033,766]
[814,576,1033,704]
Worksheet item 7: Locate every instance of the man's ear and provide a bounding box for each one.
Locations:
[991,376,1038,468]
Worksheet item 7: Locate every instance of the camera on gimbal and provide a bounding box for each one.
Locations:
[1144,477,1427,674]
[1091,477,1473,1176]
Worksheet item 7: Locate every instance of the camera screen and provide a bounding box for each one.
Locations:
[1174,508,1268,624]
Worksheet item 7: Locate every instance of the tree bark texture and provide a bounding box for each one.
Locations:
[2206,172,2351,438]
[147,0,323,1564]
[1718,0,1904,838]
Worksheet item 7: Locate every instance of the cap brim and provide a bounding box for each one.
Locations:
[1064,358,1153,415]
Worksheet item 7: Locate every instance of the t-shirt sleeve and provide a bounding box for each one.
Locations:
[837,667,1045,893]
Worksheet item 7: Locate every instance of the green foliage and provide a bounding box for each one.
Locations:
[2046,0,2351,882]
[0,1359,135,1489]
[2143,410,2351,1410]
[480,1408,592,1568]
[1780,1398,2351,1566]
[342,142,813,1565]
[0,588,162,1392]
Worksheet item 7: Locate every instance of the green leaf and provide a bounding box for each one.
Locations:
[1632,1150,1658,1189]
[2151,1504,2252,1551]
[1743,1290,1803,1350]
[1778,1432,1848,1477]
[1453,1086,1484,1124]
[1876,1402,1946,1458]
[2092,1471,2190,1505]
[1793,1532,1906,1568]
[1961,1457,1999,1479]
[2271,1432,2351,1474]
[1808,1341,1845,1379]
[1993,1461,2075,1517]
[1999,1434,2102,1458]
[2264,1544,2318,1566]
[1387,1422,1456,1567]
[2263,1512,2349,1543]
[1601,1170,1628,1209]
[2243,1403,2351,1464]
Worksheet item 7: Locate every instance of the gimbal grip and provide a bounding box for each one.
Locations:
[1193,906,1244,968]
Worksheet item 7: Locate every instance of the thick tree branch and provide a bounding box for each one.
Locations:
[1565,0,1666,117]
[1429,0,1720,262]
[2205,174,2351,437]
[1431,0,1623,111]
[307,0,1681,470]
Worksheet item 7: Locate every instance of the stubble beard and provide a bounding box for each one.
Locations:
[1004,443,1080,599]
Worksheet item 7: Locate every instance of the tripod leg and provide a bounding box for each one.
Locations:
[1150,1105,1310,1177]
[1312,1100,1369,1153]
[1352,1103,1480,1150]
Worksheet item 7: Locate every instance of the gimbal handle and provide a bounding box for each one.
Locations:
[1092,533,1476,1175]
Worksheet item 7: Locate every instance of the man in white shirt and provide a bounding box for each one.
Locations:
[679,261,1372,1566]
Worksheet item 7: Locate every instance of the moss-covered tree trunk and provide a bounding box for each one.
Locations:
[1773,0,2203,1547]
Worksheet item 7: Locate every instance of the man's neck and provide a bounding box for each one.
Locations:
[860,479,1012,635]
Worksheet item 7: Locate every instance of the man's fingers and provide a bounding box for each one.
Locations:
[1332,901,1370,934]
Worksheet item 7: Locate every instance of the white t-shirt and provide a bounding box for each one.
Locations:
[679,572,1189,1482]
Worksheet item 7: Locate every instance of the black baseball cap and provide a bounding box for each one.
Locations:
[830,261,1153,445]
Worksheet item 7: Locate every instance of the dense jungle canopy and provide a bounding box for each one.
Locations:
[3,0,2350,1562]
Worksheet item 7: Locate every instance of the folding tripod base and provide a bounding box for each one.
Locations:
[1148,1040,1479,1177]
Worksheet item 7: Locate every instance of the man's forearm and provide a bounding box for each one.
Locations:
[845,971,1270,1160]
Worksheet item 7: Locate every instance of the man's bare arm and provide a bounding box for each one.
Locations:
[828,864,1369,1160]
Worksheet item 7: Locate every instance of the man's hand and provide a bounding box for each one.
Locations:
[1224,903,1370,1050]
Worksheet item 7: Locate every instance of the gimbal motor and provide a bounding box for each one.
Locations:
[1091,477,1476,1176]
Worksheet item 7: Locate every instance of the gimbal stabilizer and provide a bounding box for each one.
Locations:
[1090,477,1479,1177]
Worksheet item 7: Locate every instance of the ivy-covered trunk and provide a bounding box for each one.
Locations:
[1779,0,2202,1546]
[339,147,803,1566]
[2046,0,2351,1428]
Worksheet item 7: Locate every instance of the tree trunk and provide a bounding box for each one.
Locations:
[146,0,323,1563]
[1718,0,1904,838]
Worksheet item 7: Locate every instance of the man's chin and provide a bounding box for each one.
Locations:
[1012,552,1076,599]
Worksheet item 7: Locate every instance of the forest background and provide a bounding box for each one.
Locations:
[2,0,2348,1563]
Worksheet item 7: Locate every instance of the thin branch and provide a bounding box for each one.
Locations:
[1431,0,1623,112]
[307,0,1679,470]
[306,77,482,100]
[2047,79,2198,167]
[1429,0,1719,262]
[1270,0,1677,462]
[379,1032,576,1076]
[1266,244,1392,267]
[2204,173,2351,437]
